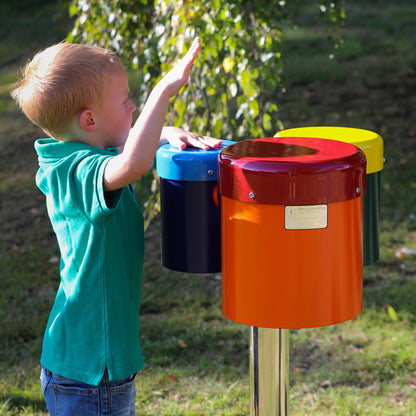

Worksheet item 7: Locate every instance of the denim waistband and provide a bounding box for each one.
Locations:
[42,367,135,386]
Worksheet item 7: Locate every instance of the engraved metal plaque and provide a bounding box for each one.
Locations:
[284,204,328,230]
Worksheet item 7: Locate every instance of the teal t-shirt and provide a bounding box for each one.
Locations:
[35,138,145,385]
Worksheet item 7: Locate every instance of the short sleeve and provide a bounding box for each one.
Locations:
[70,153,122,223]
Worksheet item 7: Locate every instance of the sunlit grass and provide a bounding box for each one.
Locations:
[1,0,416,415]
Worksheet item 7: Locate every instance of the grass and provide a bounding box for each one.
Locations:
[1,0,416,415]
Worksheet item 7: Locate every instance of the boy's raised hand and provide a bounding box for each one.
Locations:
[159,37,201,98]
[103,37,207,191]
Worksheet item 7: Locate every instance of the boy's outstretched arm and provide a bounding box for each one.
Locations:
[104,38,202,192]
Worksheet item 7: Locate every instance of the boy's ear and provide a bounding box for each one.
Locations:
[78,109,97,132]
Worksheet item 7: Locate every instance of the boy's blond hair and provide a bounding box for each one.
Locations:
[11,43,123,140]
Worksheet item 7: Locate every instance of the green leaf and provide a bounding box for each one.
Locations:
[240,70,252,96]
[262,113,272,131]
[249,99,259,118]
[387,306,399,321]
[69,4,78,17]
[174,100,186,117]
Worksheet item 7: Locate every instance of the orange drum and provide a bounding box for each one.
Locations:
[218,137,366,328]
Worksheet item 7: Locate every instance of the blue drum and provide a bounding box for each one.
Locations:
[156,141,234,273]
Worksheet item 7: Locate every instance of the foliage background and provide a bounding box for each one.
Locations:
[67,0,346,226]
[68,0,345,140]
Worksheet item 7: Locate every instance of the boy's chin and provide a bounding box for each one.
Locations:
[108,135,127,149]
[116,136,128,148]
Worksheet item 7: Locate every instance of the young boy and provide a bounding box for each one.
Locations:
[11,37,221,415]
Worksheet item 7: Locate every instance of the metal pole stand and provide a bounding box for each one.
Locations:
[250,327,289,416]
[219,139,367,416]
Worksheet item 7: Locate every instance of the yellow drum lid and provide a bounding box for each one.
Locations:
[276,126,383,174]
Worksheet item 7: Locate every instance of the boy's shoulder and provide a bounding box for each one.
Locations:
[35,138,117,160]
[35,138,117,193]
[34,139,129,222]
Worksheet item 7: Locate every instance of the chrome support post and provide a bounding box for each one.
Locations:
[249,327,289,416]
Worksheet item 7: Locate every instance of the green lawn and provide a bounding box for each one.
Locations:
[1,0,415,415]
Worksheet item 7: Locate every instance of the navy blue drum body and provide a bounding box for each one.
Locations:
[156,141,235,273]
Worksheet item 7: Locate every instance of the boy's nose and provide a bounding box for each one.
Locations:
[129,99,136,113]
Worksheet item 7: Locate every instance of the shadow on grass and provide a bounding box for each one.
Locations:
[364,262,416,323]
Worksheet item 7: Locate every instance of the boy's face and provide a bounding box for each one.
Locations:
[93,67,136,148]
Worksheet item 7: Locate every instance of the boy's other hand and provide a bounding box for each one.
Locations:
[159,37,201,98]
[161,126,222,151]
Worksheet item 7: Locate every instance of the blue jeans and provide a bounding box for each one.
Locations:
[41,367,136,416]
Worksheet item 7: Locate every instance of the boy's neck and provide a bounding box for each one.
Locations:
[60,119,104,149]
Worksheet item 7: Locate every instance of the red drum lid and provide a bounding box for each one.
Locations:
[218,137,366,205]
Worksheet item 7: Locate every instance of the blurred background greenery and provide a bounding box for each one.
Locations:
[0,0,415,414]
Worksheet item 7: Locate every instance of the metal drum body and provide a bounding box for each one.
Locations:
[219,137,367,329]
[277,127,383,266]
[156,140,234,273]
